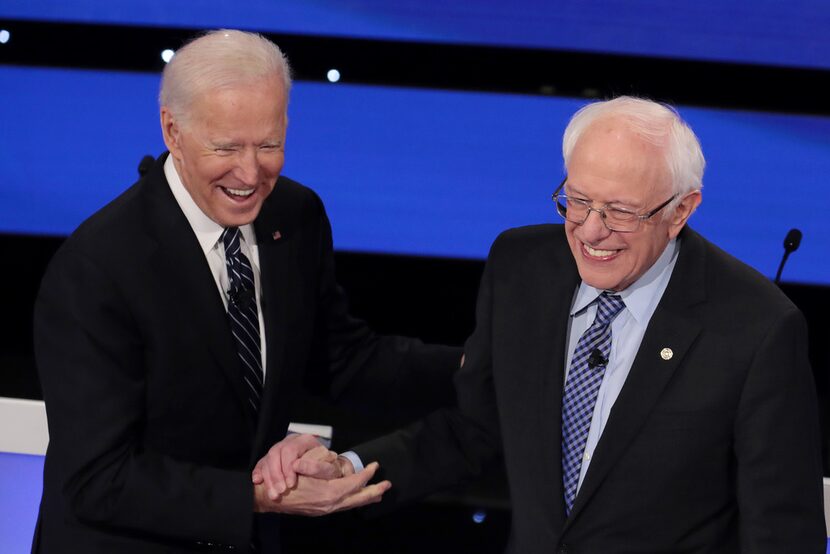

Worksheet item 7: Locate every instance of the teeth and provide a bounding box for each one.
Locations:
[585,244,616,257]
[224,187,254,197]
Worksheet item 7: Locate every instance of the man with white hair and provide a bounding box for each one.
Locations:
[263,96,826,552]
[32,29,459,552]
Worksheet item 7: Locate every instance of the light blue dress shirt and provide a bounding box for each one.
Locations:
[564,237,680,493]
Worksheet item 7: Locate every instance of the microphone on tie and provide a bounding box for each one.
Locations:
[587,349,607,369]
[229,287,255,309]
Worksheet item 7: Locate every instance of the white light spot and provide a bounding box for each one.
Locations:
[0,30,10,44]
[326,69,341,83]
[161,49,175,63]
[472,510,486,524]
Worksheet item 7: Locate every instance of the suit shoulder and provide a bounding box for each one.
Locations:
[490,224,568,259]
[270,175,323,208]
[260,175,327,224]
[697,232,799,317]
[62,179,145,254]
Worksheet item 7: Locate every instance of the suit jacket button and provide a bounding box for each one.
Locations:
[558,544,570,554]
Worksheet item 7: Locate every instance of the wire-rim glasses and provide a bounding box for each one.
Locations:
[552,177,676,233]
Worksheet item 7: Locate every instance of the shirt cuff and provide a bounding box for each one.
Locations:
[337,450,364,473]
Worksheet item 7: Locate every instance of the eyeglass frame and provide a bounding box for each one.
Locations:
[551,177,677,233]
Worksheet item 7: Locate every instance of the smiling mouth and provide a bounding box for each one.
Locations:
[221,186,255,199]
[583,243,621,260]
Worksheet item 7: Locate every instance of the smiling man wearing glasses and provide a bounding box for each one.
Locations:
[257,96,826,553]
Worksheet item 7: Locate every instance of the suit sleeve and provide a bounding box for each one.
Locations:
[348,244,504,509]
[34,243,253,550]
[304,194,463,421]
[734,307,827,552]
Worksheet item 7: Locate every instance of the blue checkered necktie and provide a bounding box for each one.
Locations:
[221,227,264,414]
[561,292,625,515]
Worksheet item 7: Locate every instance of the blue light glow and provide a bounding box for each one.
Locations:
[1,66,829,285]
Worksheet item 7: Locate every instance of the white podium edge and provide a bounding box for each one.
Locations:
[0,397,48,456]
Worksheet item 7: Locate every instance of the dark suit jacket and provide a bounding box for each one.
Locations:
[356,224,826,553]
[32,153,460,553]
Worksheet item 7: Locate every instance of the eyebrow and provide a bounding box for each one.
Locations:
[564,184,643,209]
[210,140,240,149]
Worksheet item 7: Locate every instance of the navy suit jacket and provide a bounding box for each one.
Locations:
[33,153,460,553]
[356,224,826,553]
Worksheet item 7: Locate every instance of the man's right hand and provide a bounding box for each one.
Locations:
[253,462,390,516]
[252,433,353,499]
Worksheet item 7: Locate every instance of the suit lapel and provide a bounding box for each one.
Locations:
[564,227,707,526]
[142,155,257,436]
[250,214,292,453]
[534,230,581,526]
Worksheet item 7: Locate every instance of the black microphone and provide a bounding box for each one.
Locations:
[587,349,607,369]
[229,287,255,309]
[774,228,802,285]
[137,155,155,177]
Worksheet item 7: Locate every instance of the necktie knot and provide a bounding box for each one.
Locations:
[593,293,625,327]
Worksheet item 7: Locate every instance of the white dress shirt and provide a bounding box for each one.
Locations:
[164,156,267,376]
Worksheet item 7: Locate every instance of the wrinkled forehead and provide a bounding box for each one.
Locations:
[566,122,673,202]
[182,77,288,123]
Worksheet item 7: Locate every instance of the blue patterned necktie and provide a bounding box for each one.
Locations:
[561,292,625,515]
[221,227,264,414]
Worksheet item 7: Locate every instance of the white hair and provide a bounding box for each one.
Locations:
[562,96,705,215]
[159,29,292,125]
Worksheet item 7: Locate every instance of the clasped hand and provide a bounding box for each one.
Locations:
[252,433,390,516]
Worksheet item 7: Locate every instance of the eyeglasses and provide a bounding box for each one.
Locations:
[552,177,676,233]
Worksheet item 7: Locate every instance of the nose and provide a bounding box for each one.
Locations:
[235,148,260,186]
[579,208,613,243]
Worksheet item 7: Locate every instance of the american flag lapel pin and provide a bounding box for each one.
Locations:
[272,230,282,241]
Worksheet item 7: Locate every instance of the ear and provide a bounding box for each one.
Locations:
[668,190,702,239]
[160,107,182,158]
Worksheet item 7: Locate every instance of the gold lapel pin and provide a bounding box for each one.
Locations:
[660,348,673,361]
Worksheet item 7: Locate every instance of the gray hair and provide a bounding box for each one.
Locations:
[159,29,292,125]
[562,96,705,215]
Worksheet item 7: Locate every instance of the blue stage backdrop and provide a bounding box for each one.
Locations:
[2,0,829,70]
[1,65,829,285]
[0,453,44,553]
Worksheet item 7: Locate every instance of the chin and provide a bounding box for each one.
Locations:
[577,269,625,292]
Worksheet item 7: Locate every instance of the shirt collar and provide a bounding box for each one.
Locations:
[164,155,257,254]
[571,237,680,324]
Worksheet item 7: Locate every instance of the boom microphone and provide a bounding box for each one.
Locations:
[774,228,802,285]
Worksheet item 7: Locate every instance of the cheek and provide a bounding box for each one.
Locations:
[257,149,284,167]
[564,222,578,243]
[624,236,659,274]
[264,155,284,177]
[195,159,234,182]
[564,224,580,255]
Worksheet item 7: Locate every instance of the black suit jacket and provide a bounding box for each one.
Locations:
[32,153,460,553]
[356,224,826,553]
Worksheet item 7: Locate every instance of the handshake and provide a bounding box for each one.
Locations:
[251,434,391,516]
